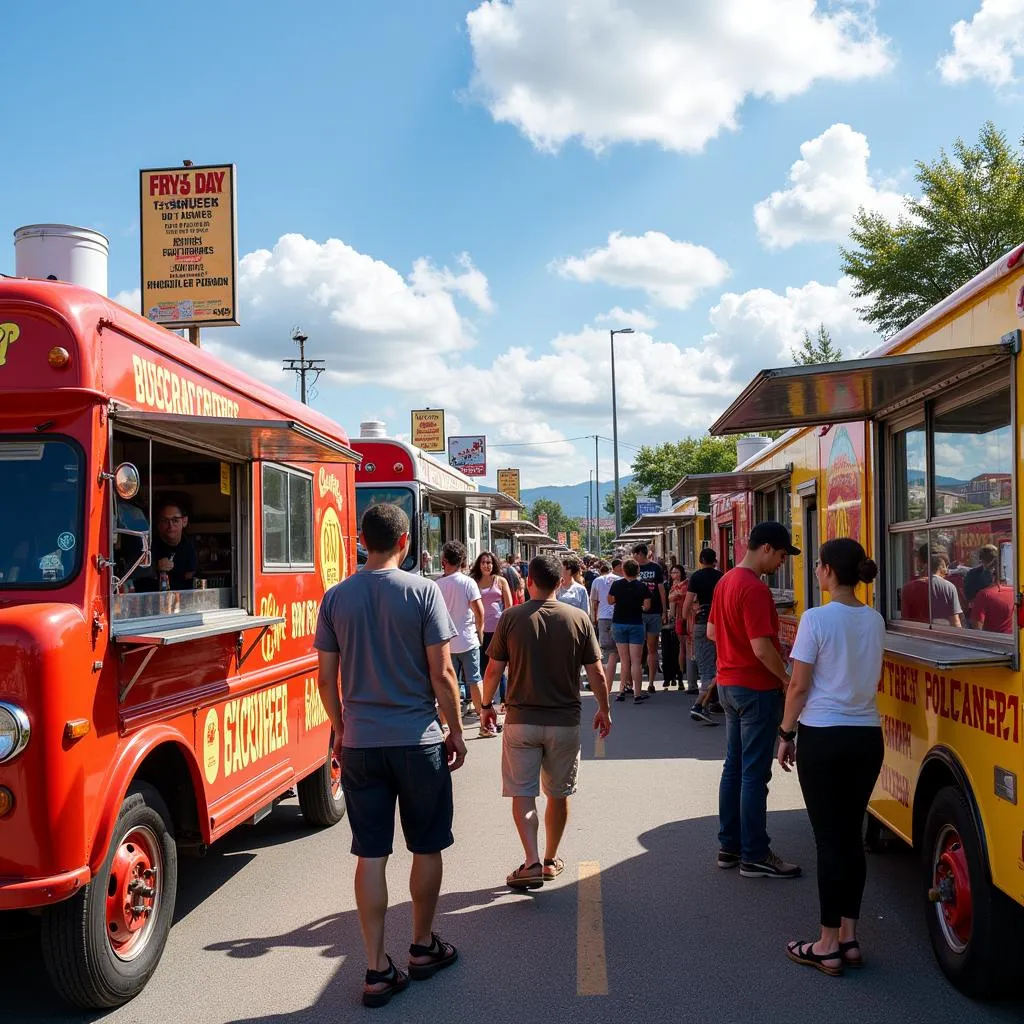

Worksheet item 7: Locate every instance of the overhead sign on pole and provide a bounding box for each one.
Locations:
[447,435,486,477]
[636,497,661,516]
[497,468,521,504]
[557,531,567,545]
[140,164,238,328]
[570,531,580,550]
[411,409,446,452]
[537,512,549,533]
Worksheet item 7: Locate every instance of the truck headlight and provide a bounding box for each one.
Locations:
[0,703,30,763]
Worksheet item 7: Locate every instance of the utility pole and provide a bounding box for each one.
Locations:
[588,469,594,553]
[282,327,325,404]
[594,434,600,552]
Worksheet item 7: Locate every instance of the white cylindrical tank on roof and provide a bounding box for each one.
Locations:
[735,435,771,468]
[14,224,109,296]
[359,420,387,438]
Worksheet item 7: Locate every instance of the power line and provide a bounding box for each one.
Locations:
[488,435,595,448]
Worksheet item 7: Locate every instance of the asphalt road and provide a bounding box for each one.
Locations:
[4,687,1024,1024]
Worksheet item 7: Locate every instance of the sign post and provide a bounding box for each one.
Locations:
[140,163,238,339]
[497,468,521,504]
[411,409,446,453]
[447,435,486,476]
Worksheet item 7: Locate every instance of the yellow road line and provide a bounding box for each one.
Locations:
[577,860,608,996]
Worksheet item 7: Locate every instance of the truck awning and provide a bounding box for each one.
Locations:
[426,489,523,512]
[671,468,790,499]
[111,410,361,464]
[710,342,1016,436]
[490,518,544,534]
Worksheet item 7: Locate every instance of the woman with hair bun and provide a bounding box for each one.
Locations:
[778,537,885,977]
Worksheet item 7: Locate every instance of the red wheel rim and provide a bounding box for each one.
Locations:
[932,824,972,953]
[105,824,163,961]
[329,754,342,800]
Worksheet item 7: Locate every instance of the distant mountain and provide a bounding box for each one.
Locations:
[482,476,634,516]
[905,469,970,488]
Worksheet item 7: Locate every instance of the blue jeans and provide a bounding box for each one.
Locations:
[718,685,783,863]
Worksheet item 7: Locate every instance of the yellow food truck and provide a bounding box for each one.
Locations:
[681,245,1024,998]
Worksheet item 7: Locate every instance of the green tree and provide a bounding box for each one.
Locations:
[630,436,738,497]
[528,498,580,540]
[603,481,640,526]
[841,122,1024,337]
[792,323,844,364]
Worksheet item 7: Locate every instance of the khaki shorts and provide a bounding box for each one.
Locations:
[501,723,581,798]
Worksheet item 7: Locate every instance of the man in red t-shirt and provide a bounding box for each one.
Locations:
[708,521,802,880]
[969,581,1015,634]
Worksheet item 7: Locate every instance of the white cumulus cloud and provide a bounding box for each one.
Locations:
[704,276,879,385]
[594,307,658,330]
[754,123,906,249]
[197,233,490,386]
[551,231,730,309]
[466,0,893,153]
[938,0,1024,87]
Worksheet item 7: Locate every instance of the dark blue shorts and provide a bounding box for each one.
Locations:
[341,743,454,858]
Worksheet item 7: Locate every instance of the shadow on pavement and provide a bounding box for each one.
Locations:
[206,811,1024,1024]
[580,688,728,762]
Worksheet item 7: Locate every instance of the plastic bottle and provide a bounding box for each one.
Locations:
[159,571,170,592]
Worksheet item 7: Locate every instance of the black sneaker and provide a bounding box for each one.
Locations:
[717,850,740,870]
[614,694,626,702]
[740,851,802,879]
[690,702,715,725]
[684,686,700,695]
[708,701,725,715]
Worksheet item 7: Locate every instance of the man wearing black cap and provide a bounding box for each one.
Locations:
[707,521,802,880]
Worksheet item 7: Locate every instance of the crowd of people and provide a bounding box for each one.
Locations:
[314,504,888,1006]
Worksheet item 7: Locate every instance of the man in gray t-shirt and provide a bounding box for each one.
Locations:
[315,503,465,1007]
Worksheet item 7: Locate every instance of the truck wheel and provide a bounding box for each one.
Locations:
[296,736,346,827]
[41,783,177,1009]
[921,786,1020,998]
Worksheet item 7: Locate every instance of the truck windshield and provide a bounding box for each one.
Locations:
[355,487,417,572]
[0,440,83,587]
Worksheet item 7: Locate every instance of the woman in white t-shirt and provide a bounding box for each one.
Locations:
[777,537,885,978]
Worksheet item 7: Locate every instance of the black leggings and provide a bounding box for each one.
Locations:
[796,724,884,928]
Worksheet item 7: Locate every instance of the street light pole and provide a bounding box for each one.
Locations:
[588,469,594,552]
[609,327,634,538]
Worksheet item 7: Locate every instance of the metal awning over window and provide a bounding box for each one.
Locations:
[710,341,1016,436]
[633,512,706,530]
[671,468,790,500]
[112,410,361,464]
[490,519,543,534]
[426,489,522,512]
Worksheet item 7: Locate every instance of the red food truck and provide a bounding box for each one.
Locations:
[352,426,521,575]
[0,278,359,1008]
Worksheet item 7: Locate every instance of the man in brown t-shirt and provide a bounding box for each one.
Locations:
[481,552,612,889]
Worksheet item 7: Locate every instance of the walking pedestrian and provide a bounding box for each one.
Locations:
[500,555,525,606]
[589,558,621,697]
[609,559,651,704]
[556,554,590,611]
[632,543,666,693]
[436,541,495,738]
[709,521,802,879]
[314,503,465,1008]
[480,553,612,888]
[471,551,513,708]
[664,564,688,688]
[683,548,725,723]
[582,555,599,593]
[778,538,885,975]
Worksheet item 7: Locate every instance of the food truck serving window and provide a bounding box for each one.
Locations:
[0,438,84,587]
[884,367,1015,646]
[262,465,314,570]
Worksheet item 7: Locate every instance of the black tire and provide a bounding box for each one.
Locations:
[296,736,346,828]
[921,785,1022,999]
[41,782,177,1009]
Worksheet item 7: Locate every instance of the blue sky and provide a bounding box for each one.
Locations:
[5,0,1024,487]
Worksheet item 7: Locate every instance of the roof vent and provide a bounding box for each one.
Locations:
[359,420,387,438]
[735,435,771,468]
[14,224,109,295]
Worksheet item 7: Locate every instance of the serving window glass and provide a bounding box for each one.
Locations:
[756,482,794,597]
[884,367,1015,646]
[262,464,314,570]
